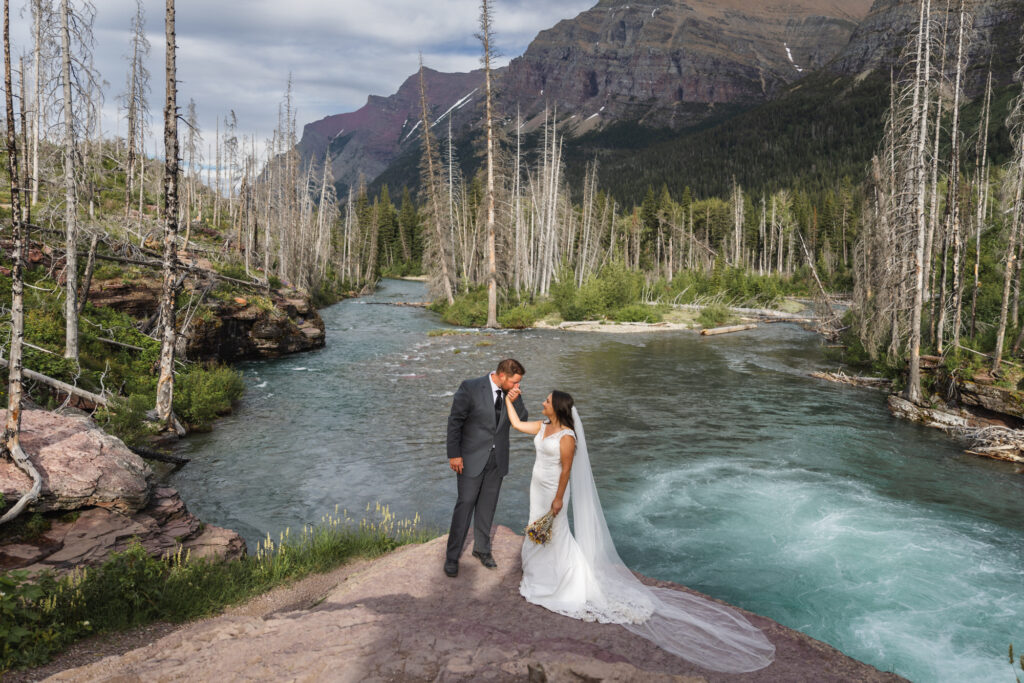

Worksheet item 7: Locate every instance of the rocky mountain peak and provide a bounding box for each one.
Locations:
[503,0,873,128]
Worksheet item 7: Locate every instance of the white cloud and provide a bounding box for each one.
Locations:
[8,0,594,159]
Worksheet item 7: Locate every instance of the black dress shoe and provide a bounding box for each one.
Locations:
[444,560,458,577]
[472,550,497,568]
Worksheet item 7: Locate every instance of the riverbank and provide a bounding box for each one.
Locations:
[41,525,903,682]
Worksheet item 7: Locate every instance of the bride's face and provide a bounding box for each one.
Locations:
[542,393,554,420]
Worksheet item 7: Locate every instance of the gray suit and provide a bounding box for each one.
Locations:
[445,374,528,562]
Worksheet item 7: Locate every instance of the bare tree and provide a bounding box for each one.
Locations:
[417,57,455,304]
[155,0,179,429]
[1,0,40,525]
[121,0,149,219]
[479,0,498,327]
[993,41,1024,372]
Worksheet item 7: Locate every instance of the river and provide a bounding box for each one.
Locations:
[171,278,1024,682]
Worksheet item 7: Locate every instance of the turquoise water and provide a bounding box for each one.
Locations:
[172,279,1024,682]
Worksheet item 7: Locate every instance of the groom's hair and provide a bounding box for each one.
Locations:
[496,358,525,376]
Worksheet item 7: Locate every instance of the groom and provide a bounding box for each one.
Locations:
[444,358,528,577]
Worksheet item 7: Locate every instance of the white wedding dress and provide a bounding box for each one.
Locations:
[519,408,775,673]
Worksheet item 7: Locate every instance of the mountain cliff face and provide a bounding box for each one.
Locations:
[503,0,872,127]
[297,68,484,196]
[298,0,871,191]
[830,0,1024,94]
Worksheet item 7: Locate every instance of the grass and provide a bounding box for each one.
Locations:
[0,504,436,674]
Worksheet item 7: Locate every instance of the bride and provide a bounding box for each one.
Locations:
[504,388,775,673]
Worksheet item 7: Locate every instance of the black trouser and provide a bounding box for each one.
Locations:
[446,449,502,563]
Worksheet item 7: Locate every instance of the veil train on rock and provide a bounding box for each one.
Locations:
[568,406,775,673]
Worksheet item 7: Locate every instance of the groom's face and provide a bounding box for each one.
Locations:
[496,372,522,392]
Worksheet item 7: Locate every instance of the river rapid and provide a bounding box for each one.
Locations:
[172,278,1024,682]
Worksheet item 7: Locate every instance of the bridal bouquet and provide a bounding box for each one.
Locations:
[525,512,554,545]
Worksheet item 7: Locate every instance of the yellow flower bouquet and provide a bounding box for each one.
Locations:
[525,511,554,545]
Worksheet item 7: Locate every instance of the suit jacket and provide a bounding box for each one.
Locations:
[446,374,528,478]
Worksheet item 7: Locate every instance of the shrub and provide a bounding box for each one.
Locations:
[100,394,156,447]
[611,304,662,323]
[697,304,735,328]
[172,364,245,428]
[214,261,251,281]
[498,305,537,329]
[435,288,488,327]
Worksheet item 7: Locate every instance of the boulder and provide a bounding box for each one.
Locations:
[86,277,161,319]
[956,380,1024,422]
[183,290,326,362]
[2,487,246,574]
[0,410,152,514]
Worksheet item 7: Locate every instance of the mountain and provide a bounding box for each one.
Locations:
[830,0,1023,95]
[504,0,872,129]
[303,0,1024,203]
[298,0,872,195]
[297,68,484,197]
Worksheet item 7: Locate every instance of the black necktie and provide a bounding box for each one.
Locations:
[494,389,502,425]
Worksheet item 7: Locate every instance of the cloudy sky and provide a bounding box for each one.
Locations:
[9,0,594,157]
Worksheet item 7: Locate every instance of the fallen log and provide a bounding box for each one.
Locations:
[129,445,190,468]
[363,301,430,308]
[700,323,758,336]
[811,371,892,389]
[0,356,110,407]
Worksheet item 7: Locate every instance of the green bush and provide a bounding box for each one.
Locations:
[434,288,488,327]
[173,364,245,428]
[551,261,645,321]
[214,261,251,281]
[100,394,156,447]
[498,305,537,329]
[611,304,662,323]
[697,304,735,328]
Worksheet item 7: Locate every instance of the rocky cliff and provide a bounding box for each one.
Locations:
[504,0,872,128]
[298,0,872,192]
[87,276,326,363]
[829,0,1024,94]
[0,410,245,574]
[298,68,485,197]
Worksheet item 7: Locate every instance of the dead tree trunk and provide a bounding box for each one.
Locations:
[480,0,498,328]
[907,0,932,404]
[59,0,79,360]
[155,0,179,430]
[1,0,41,525]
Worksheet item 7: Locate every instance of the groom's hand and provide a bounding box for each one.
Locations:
[449,457,464,474]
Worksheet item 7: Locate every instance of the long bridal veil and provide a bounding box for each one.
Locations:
[569,406,775,673]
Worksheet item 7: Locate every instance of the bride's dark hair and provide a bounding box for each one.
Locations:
[551,390,575,429]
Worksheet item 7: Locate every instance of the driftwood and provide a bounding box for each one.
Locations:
[129,444,190,468]
[957,426,1024,464]
[363,301,430,308]
[0,356,110,407]
[0,439,41,525]
[811,371,892,389]
[700,323,757,336]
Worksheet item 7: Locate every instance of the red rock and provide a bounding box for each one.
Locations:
[0,410,151,514]
[48,526,902,682]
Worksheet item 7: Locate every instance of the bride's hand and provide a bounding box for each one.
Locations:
[550,498,563,516]
[506,386,521,403]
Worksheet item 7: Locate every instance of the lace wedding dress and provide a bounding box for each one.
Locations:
[519,408,775,673]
